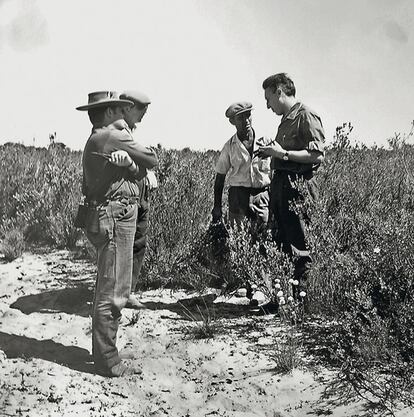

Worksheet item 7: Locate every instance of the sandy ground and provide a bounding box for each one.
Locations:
[0,250,412,417]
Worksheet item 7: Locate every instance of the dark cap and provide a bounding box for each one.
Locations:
[225,102,253,119]
[119,90,151,106]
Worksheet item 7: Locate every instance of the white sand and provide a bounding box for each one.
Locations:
[0,250,412,417]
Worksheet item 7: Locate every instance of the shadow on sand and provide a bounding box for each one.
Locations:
[10,289,256,321]
[139,293,257,321]
[0,331,93,374]
[10,286,93,317]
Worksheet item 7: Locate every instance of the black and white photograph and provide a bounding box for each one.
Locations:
[0,0,413,416]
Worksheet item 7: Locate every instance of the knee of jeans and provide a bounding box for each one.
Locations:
[113,296,128,312]
[94,298,124,319]
[93,300,113,318]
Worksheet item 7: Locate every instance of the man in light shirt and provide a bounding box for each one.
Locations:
[212,101,272,233]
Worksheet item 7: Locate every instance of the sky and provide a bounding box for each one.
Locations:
[0,0,413,151]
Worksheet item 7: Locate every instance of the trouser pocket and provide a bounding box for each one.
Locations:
[112,201,137,223]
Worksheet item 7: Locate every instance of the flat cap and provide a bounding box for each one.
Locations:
[119,90,151,106]
[225,101,253,119]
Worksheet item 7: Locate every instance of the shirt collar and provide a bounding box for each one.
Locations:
[232,129,256,144]
[282,102,302,121]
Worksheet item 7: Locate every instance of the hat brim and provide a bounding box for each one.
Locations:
[234,107,253,116]
[228,107,254,119]
[76,99,134,111]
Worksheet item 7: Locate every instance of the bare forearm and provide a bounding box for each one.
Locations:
[213,174,225,207]
[282,149,324,164]
[257,144,324,164]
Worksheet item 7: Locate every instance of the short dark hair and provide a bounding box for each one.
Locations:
[262,73,296,97]
[88,105,121,126]
[88,106,108,126]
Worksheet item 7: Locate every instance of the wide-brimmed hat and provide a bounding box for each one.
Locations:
[119,90,151,107]
[225,102,253,119]
[76,91,134,111]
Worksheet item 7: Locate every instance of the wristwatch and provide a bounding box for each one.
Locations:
[282,151,289,161]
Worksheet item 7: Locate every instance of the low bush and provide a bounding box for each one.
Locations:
[2,122,414,411]
[303,122,414,409]
[0,143,83,249]
[0,223,25,261]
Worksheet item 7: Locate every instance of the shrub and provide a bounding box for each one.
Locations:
[0,143,83,248]
[1,224,25,262]
[272,333,302,374]
[3,125,414,410]
[180,298,218,339]
[302,122,414,409]
[142,147,218,288]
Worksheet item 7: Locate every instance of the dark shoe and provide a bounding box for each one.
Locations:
[258,301,279,315]
[246,282,253,300]
[249,299,259,307]
[125,294,145,309]
[96,361,142,377]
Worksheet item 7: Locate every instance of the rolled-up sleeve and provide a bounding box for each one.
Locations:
[300,112,325,154]
[215,143,231,175]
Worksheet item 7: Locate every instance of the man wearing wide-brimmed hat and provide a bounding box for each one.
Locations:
[76,91,158,377]
[212,101,272,231]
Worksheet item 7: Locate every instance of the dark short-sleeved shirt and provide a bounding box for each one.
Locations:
[271,102,325,175]
[82,119,158,203]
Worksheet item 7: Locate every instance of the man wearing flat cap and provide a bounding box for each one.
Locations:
[119,90,157,308]
[212,101,272,231]
[77,91,158,377]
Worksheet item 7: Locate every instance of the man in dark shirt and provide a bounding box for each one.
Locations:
[77,91,158,377]
[257,73,325,299]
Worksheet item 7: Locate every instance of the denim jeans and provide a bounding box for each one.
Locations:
[86,199,138,371]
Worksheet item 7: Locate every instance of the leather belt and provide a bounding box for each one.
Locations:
[87,196,139,207]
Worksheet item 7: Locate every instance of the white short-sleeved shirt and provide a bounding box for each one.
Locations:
[215,133,272,188]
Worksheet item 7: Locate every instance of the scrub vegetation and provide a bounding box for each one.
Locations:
[1,122,414,413]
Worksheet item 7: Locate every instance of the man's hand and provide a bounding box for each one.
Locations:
[256,142,285,159]
[211,206,222,223]
[109,150,133,167]
[146,170,158,190]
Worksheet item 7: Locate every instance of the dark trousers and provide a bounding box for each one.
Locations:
[131,198,149,292]
[228,186,269,297]
[270,171,318,285]
[86,200,138,370]
[228,186,269,234]
[131,179,150,292]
